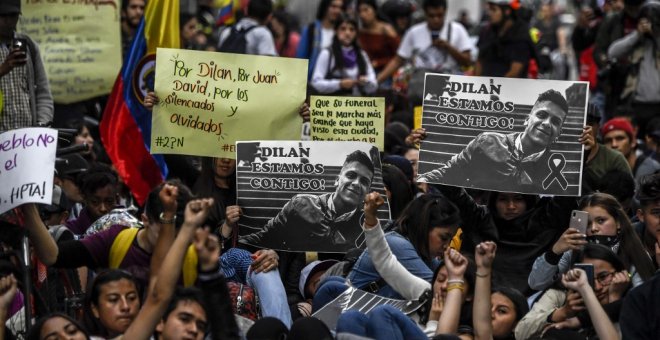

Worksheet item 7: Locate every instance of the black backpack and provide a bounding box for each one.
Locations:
[219,25,258,54]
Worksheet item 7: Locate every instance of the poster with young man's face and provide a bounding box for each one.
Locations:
[236,141,391,253]
[417,74,589,196]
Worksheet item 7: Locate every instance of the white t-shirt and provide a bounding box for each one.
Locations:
[320,27,335,50]
[397,21,473,72]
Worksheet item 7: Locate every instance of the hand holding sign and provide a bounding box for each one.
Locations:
[0,128,57,214]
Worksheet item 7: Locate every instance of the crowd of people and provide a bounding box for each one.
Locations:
[1,0,660,339]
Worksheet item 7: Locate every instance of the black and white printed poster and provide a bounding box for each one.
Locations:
[313,286,425,331]
[417,74,588,196]
[236,141,391,252]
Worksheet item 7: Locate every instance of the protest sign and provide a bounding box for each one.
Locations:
[309,96,385,150]
[313,286,425,331]
[0,128,57,214]
[417,74,588,196]
[236,141,390,252]
[151,48,308,158]
[18,1,122,103]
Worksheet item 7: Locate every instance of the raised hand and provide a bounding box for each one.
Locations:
[183,198,214,228]
[552,228,587,254]
[158,183,179,218]
[0,274,17,311]
[607,270,630,302]
[444,248,468,281]
[475,241,497,270]
[363,191,385,228]
[225,205,242,227]
[405,128,427,146]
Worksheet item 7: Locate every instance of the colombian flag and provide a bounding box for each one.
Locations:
[215,0,247,26]
[100,0,180,205]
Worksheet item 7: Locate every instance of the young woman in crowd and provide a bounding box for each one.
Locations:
[320,192,471,339]
[516,244,629,339]
[82,270,141,338]
[311,14,378,96]
[270,10,300,58]
[529,192,656,291]
[381,163,414,220]
[472,241,529,340]
[356,0,399,81]
[28,313,95,340]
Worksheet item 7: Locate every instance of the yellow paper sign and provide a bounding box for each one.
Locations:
[17,1,122,104]
[309,96,385,150]
[414,106,423,130]
[151,48,308,158]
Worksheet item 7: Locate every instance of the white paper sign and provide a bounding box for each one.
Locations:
[0,128,58,214]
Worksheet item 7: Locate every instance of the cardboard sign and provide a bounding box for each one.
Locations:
[310,96,385,150]
[0,128,57,214]
[17,1,122,103]
[151,48,308,158]
[236,141,390,252]
[417,74,588,196]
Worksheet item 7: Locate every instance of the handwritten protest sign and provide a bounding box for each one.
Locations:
[18,1,122,103]
[309,96,385,149]
[417,74,588,196]
[0,128,57,214]
[236,141,390,252]
[151,48,308,158]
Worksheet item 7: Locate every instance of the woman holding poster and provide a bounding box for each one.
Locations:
[310,15,378,96]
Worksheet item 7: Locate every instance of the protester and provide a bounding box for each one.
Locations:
[270,10,301,58]
[296,0,344,80]
[310,15,377,96]
[601,117,660,180]
[356,0,400,80]
[0,0,53,132]
[476,0,535,78]
[517,244,629,339]
[82,270,141,338]
[218,0,277,56]
[529,192,655,291]
[120,0,145,57]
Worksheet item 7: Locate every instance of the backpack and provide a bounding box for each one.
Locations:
[108,227,199,287]
[218,25,259,54]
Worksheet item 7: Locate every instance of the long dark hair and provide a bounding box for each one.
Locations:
[578,193,655,281]
[381,164,414,219]
[271,10,293,54]
[395,194,461,265]
[330,15,368,76]
[28,312,91,340]
[82,270,141,338]
[576,243,626,272]
[192,157,237,228]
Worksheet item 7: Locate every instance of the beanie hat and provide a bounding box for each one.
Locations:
[0,0,20,15]
[298,260,338,299]
[601,117,634,140]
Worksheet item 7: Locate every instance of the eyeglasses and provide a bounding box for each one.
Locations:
[595,271,616,285]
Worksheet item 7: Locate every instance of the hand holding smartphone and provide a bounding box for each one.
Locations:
[569,210,589,235]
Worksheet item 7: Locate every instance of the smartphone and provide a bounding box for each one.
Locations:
[430,31,440,40]
[574,263,595,288]
[569,210,589,235]
[12,38,27,53]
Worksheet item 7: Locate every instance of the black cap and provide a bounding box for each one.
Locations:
[55,154,89,178]
[0,0,20,15]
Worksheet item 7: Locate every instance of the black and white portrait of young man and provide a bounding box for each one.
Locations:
[417,75,588,196]
[236,141,390,252]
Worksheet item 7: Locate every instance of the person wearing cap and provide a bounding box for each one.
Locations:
[0,0,53,132]
[240,150,375,252]
[581,105,632,193]
[601,117,660,181]
[475,0,535,78]
[298,260,339,305]
[417,89,569,193]
[54,154,90,205]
